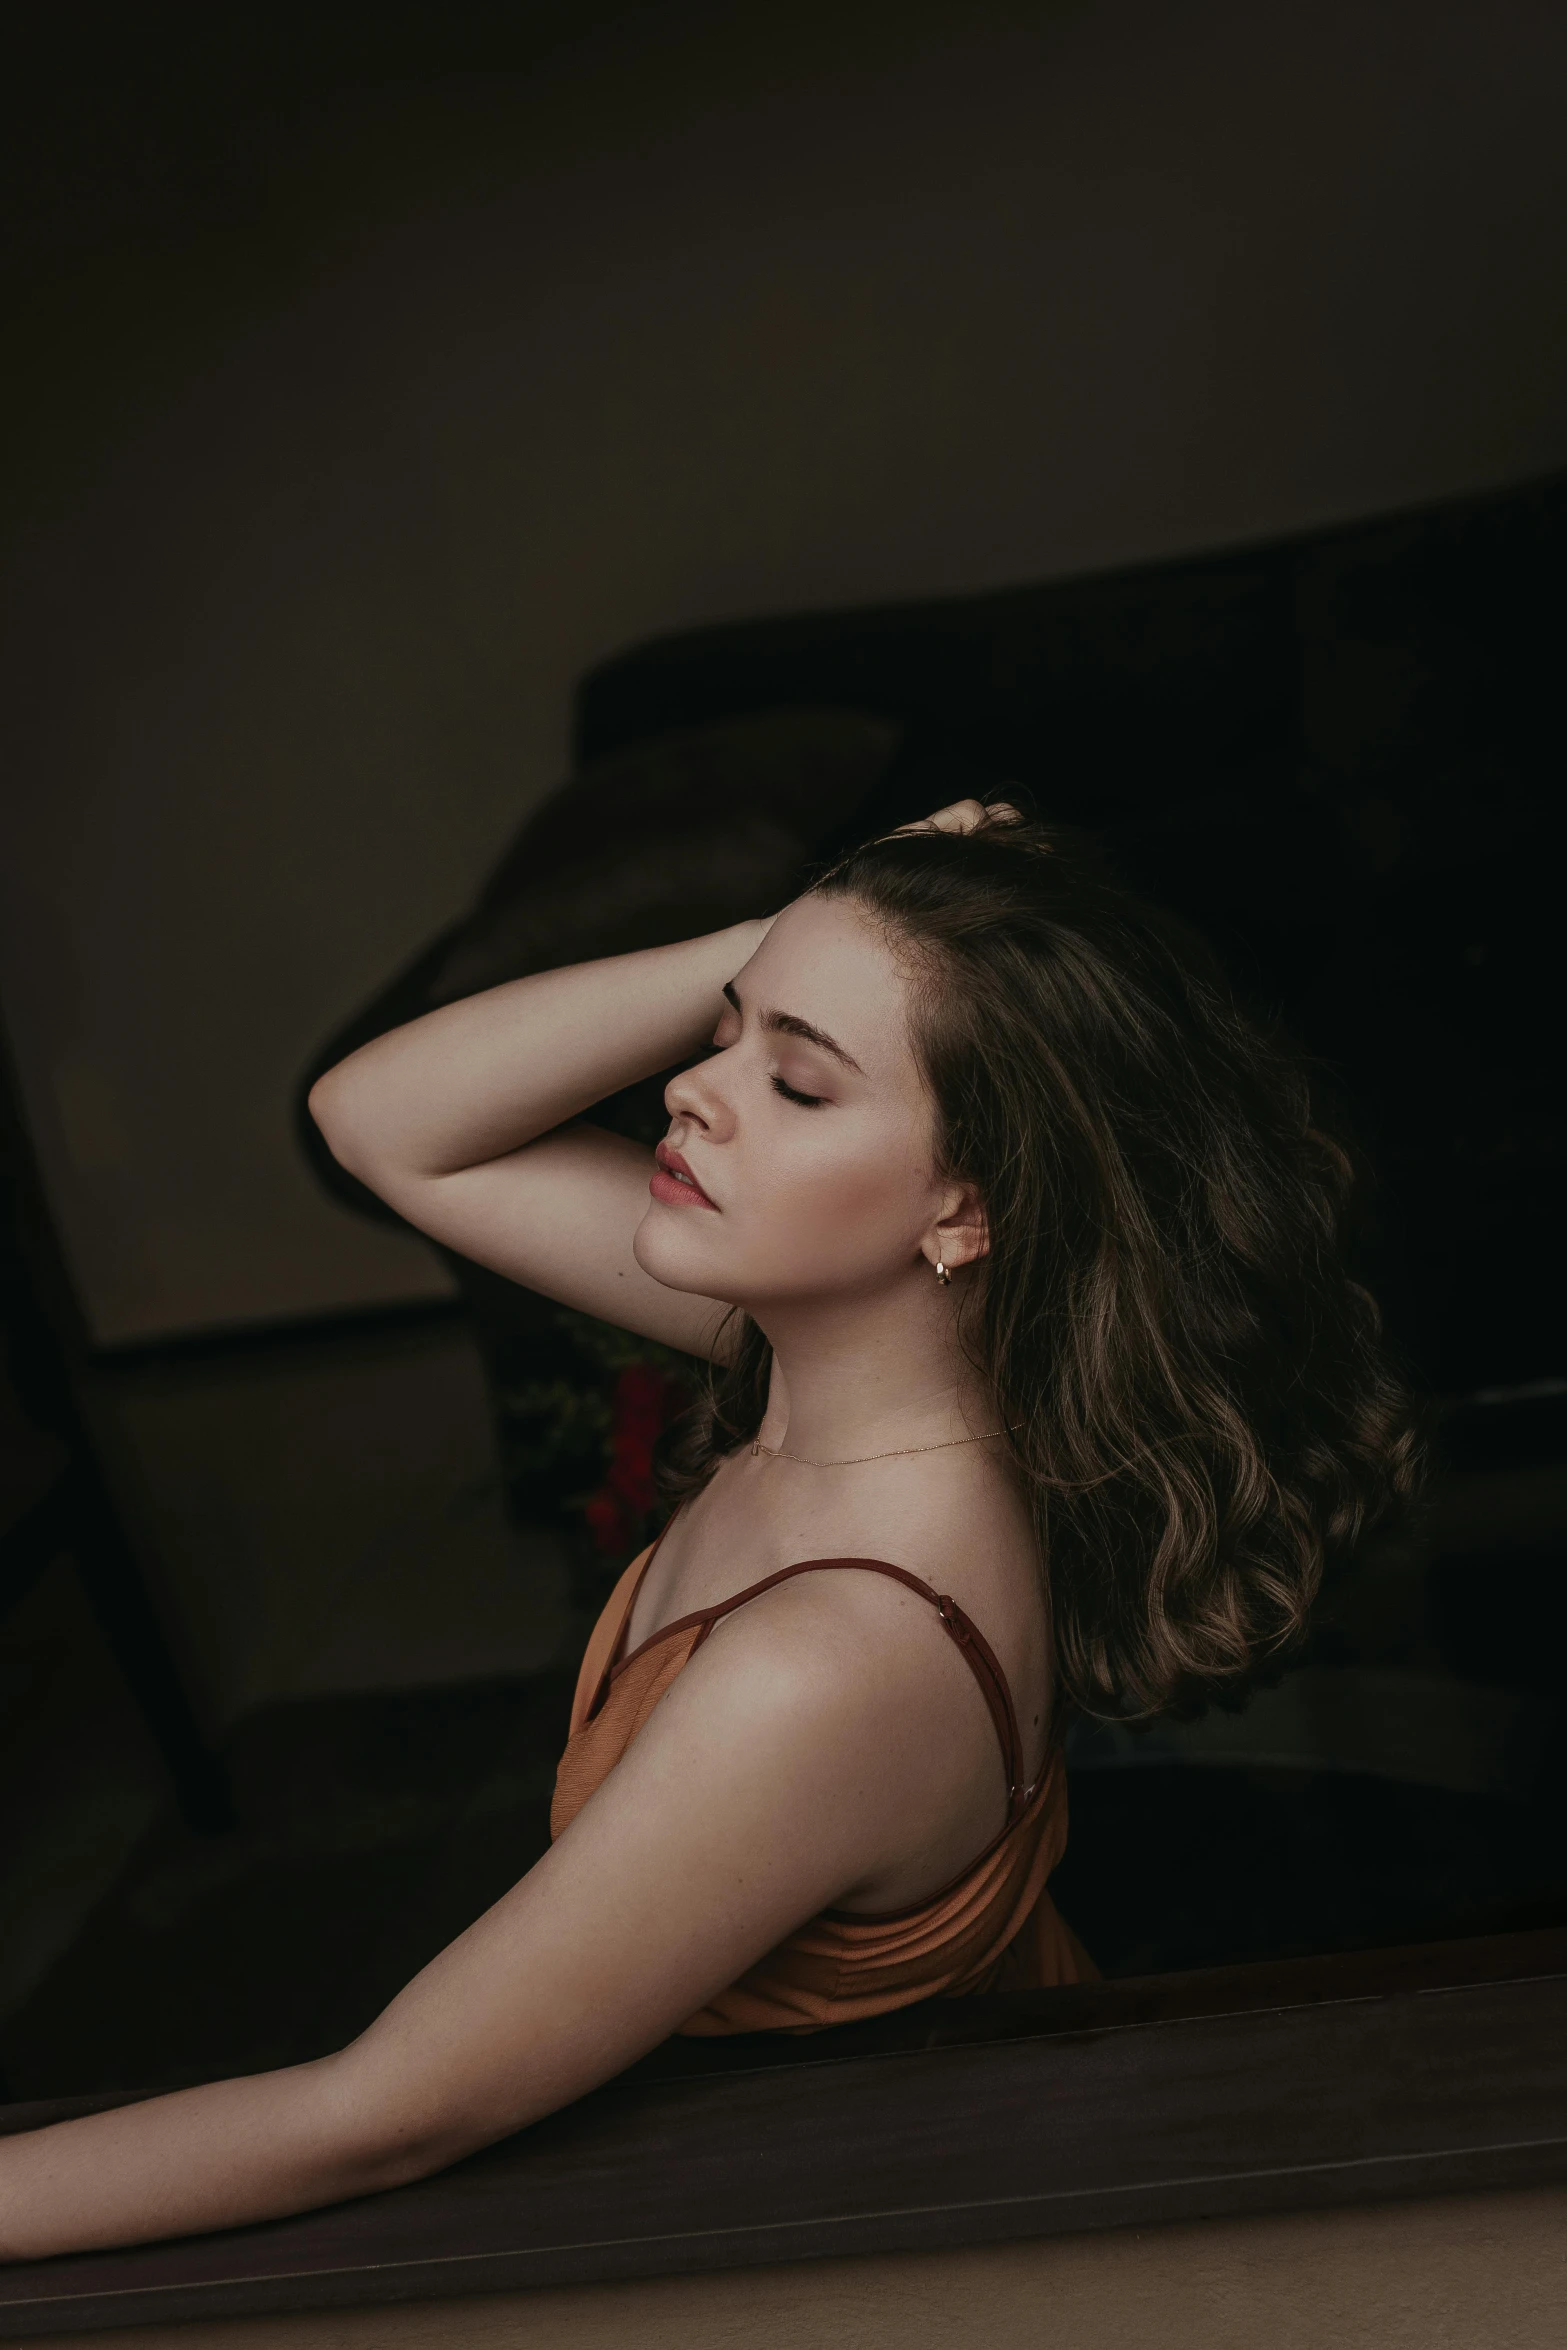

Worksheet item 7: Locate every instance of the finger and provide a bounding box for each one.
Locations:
[932,800,992,834]
[889,799,990,838]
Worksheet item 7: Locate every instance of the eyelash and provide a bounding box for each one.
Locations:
[771,1072,826,1109]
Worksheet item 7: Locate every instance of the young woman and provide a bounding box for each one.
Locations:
[0,800,1417,2260]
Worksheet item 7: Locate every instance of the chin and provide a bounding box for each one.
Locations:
[631,1205,733,1296]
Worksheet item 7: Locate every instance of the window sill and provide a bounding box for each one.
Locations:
[2,1927,1564,2339]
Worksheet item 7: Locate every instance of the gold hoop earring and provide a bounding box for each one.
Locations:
[934,1259,951,1285]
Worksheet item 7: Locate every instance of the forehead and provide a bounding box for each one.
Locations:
[736,893,917,1080]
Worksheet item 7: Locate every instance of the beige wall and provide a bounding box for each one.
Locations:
[5,0,1567,1341]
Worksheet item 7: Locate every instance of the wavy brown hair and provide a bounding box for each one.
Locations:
[660,815,1423,1721]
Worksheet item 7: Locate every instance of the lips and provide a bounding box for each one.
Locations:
[651,1139,719,1211]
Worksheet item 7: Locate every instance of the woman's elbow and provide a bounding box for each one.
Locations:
[307,1067,343,1142]
[337,2130,473,2200]
[317,2054,507,2198]
[307,1068,377,1185]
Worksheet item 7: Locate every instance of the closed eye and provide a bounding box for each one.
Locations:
[771,1072,826,1108]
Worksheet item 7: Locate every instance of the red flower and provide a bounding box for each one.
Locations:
[605,1364,684,1514]
[583,1490,634,1555]
[581,1362,688,1552]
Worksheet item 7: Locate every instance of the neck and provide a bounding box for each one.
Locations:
[748,1270,990,1462]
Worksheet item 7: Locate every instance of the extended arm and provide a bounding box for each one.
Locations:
[308,920,771,1356]
[0,1576,975,2262]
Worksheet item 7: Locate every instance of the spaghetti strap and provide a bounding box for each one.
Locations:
[561,1532,1090,2030]
[554,1531,1093,2030]
[604,1550,1035,1820]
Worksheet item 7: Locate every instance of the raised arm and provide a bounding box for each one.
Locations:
[308,919,772,1357]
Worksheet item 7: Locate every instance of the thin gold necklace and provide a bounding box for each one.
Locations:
[750,1427,1014,1467]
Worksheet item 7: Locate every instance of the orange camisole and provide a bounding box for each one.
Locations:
[549,1534,1096,2034]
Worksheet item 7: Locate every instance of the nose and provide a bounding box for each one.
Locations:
[664,1050,737,1142]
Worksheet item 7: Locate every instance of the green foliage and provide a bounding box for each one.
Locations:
[495,1376,612,1493]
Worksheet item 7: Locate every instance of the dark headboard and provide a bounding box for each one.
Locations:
[575,473,1567,1402]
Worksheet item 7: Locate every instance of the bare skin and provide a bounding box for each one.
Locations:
[0,801,1050,2263]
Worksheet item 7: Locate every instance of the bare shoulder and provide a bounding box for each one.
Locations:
[587,1571,943,1885]
[654,1564,996,1827]
[604,1463,1050,1915]
[681,1506,1021,1766]
[661,1536,1037,1911]
[738,1451,1052,1773]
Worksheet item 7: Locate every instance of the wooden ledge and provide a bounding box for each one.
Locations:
[3,1929,1565,2338]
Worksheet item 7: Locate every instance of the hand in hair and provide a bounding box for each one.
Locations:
[891,799,1025,838]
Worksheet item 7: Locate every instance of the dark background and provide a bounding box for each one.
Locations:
[2,1,1565,2099]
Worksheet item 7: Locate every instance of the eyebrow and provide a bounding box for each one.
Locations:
[722,980,864,1075]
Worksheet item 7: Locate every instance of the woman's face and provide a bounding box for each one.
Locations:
[632,893,955,1311]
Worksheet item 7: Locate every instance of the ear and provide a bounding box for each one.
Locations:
[924,1180,990,1275]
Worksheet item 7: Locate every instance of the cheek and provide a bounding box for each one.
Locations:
[740,1115,931,1262]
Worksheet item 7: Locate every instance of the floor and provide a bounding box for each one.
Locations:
[0,1560,170,2037]
[1,1663,577,2099]
[0,1308,577,2096]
